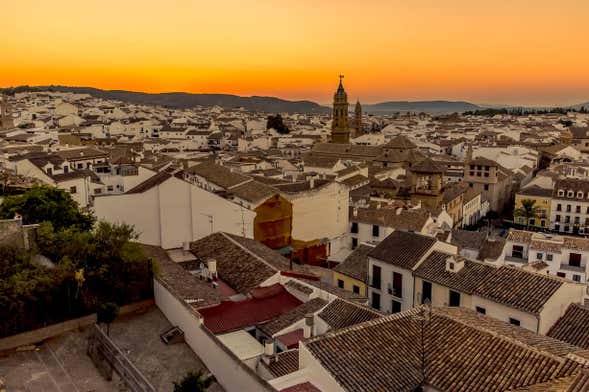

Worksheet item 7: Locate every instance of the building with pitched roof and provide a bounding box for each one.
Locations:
[414,251,585,333]
[94,173,256,249]
[501,229,589,298]
[271,306,589,392]
[367,230,457,313]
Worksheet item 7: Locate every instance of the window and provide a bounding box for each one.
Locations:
[449,290,461,307]
[351,222,358,234]
[547,254,553,261]
[536,253,543,260]
[568,191,574,198]
[422,281,432,304]
[391,300,402,314]
[575,217,580,224]
[476,306,486,314]
[558,190,564,197]
[94,188,102,194]
[352,237,358,250]
[371,292,381,310]
[509,318,521,326]
[556,215,561,222]
[484,184,489,191]
[392,272,403,298]
[565,216,570,223]
[579,192,584,199]
[569,253,582,267]
[107,185,114,191]
[337,279,344,289]
[77,163,83,169]
[572,275,581,282]
[567,205,572,212]
[352,285,360,294]
[577,206,582,213]
[371,265,381,289]
[46,167,53,175]
[555,224,560,231]
[557,272,566,278]
[69,186,77,194]
[372,225,380,237]
[511,245,524,259]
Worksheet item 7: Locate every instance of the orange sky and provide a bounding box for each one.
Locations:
[2,0,589,106]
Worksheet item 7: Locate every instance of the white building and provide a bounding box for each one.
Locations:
[94,172,255,249]
[500,229,589,298]
[367,230,457,313]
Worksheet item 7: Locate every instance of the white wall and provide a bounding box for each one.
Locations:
[154,280,274,392]
[285,182,349,252]
[94,175,255,249]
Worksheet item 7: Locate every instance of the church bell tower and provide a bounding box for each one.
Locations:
[331,75,350,144]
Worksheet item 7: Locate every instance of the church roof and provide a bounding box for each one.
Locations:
[411,157,446,174]
[385,135,417,149]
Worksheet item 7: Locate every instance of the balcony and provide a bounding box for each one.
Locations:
[505,256,527,264]
[560,264,586,273]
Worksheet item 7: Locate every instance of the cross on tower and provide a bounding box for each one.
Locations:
[339,74,344,82]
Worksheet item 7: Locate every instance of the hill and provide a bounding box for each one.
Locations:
[3,86,331,114]
[363,100,482,114]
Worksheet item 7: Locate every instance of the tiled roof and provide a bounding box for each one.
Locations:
[317,298,381,330]
[414,252,495,294]
[473,266,564,314]
[262,349,299,378]
[141,244,223,308]
[518,185,554,198]
[190,232,288,294]
[198,284,302,334]
[507,229,534,244]
[350,207,430,232]
[479,239,506,261]
[305,306,583,392]
[548,304,589,349]
[385,135,417,149]
[368,230,437,269]
[411,157,445,174]
[450,229,487,250]
[258,298,328,336]
[186,161,251,190]
[125,171,172,194]
[280,382,321,392]
[229,180,278,203]
[333,244,371,282]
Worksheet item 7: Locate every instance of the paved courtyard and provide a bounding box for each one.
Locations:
[0,306,223,391]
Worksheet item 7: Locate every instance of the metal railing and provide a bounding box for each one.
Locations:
[88,324,156,392]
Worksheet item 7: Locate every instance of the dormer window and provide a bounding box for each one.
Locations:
[578,192,584,199]
[558,190,565,197]
[567,190,574,198]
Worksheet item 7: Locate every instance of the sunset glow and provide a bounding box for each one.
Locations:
[2,0,589,106]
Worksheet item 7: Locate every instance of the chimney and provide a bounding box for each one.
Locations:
[264,339,275,357]
[309,178,315,189]
[303,314,314,339]
[353,207,358,217]
[396,207,403,215]
[445,256,465,273]
[207,258,218,279]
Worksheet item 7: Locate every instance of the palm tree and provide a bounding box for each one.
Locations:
[174,370,215,392]
[514,199,539,229]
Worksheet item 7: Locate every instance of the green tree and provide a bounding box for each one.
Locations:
[0,185,95,231]
[97,302,119,336]
[514,199,539,228]
[174,370,215,392]
[266,114,289,134]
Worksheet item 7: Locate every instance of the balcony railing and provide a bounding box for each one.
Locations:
[505,256,527,264]
[560,264,585,273]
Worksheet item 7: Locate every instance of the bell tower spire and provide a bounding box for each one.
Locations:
[331,75,350,144]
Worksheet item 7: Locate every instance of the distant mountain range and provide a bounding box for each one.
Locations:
[8,86,330,114]
[362,100,482,114]
[2,85,588,114]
